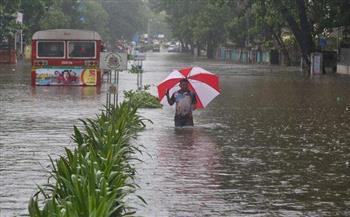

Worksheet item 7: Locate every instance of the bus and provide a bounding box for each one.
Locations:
[31,29,102,86]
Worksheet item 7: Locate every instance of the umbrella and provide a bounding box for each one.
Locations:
[157,66,220,109]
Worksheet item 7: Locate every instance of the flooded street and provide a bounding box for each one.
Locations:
[1,52,350,216]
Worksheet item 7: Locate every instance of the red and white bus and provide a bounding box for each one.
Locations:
[31,29,102,86]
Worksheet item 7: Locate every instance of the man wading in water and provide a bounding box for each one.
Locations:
[166,79,197,127]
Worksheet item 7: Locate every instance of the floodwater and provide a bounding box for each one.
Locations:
[1,52,350,217]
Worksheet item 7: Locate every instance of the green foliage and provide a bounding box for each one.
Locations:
[149,0,201,45]
[123,89,162,109]
[20,0,54,42]
[12,0,149,43]
[192,2,229,46]
[128,65,143,74]
[28,102,148,217]
[151,0,349,63]
[224,14,247,47]
[0,0,21,40]
[150,0,230,57]
[78,1,109,38]
[101,0,148,41]
[38,9,71,30]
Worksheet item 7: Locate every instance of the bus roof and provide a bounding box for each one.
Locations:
[32,29,102,40]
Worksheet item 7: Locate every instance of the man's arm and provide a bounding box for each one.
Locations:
[166,90,175,105]
[191,92,197,110]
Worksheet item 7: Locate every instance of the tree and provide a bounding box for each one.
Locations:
[150,0,229,58]
[20,0,54,42]
[77,1,109,38]
[216,0,350,70]
[2,0,148,47]
[101,0,148,41]
[251,0,292,65]
[0,0,21,42]
[148,12,171,41]
[268,0,313,69]
[149,0,202,51]
[37,1,70,30]
[20,0,110,41]
[192,2,230,58]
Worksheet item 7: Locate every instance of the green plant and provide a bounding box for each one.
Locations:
[29,103,148,217]
[123,90,162,109]
[143,85,150,90]
[129,65,143,74]
[128,65,143,74]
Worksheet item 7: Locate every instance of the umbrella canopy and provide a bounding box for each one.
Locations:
[157,66,220,109]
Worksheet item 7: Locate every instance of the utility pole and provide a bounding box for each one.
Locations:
[16,12,24,58]
[20,29,23,56]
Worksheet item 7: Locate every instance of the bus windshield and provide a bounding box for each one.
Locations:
[68,41,95,58]
[37,41,65,58]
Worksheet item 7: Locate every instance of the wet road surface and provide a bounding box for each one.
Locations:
[1,52,350,216]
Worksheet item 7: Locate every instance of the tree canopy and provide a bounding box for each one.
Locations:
[1,0,149,45]
[150,0,350,68]
[0,0,21,42]
[2,0,349,69]
[149,0,230,58]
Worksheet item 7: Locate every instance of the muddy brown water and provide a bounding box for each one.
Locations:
[1,53,350,216]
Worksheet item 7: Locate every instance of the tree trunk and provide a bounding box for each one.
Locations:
[265,22,292,66]
[206,41,216,59]
[196,43,201,57]
[296,0,314,52]
[180,41,185,52]
[273,32,291,66]
[273,0,314,71]
[190,42,195,55]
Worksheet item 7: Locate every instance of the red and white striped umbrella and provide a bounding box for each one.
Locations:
[157,66,220,109]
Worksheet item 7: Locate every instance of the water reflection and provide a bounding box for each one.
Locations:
[31,86,101,99]
[0,64,104,217]
[134,126,241,216]
[196,69,350,216]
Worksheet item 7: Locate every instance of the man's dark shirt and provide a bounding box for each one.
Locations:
[169,90,196,127]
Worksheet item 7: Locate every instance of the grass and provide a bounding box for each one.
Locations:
[28,102,149,217]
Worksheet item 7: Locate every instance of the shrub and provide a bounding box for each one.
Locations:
[123,89,162,109]
[29,103,148,217]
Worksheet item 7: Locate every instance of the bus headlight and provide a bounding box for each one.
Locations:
[84,60,97,67]
[34,60,48,67]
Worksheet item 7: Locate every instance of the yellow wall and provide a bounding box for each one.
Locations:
[24,45,31,60]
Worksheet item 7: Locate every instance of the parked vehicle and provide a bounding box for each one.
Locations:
[167,45,180,52]
[152,44,160,52]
